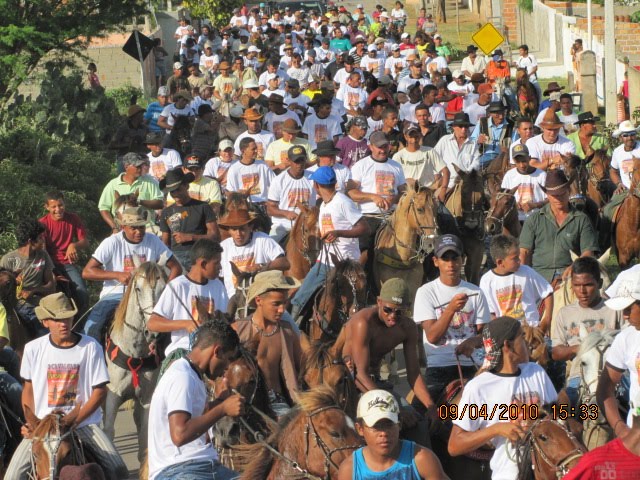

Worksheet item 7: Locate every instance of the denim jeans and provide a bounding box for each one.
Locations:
[155,459,238,480]
[0,348,21,384]
[424,365,476,404]
[566,376,580,409]
[82,293,122,341]
[290,263,330,322]
[479,150,500,168]
[61,263,89,316]
[15,301,48,338]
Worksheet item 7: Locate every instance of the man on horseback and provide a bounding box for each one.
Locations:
[148,320,243,480]
[157,90,195,146]
[289,166,369,322]
[526,110,576,171]
[5,293,128,479]
[566,112,609,161]
[337,390,449,479]
[433,113,481,189]
[232,270,302,418]
[145,131,183,183]
[501,144,548,221]
[551,256,622,408]
[470,102,513,168]
[82,207,182,341]
[449,316,558,480]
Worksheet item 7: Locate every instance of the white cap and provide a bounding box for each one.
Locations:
[266,72,278,81]
[392,43,400,51]
[248,45,261,53]
[605,270,640,310]
[367,44,377,52]
[219,139,234,150]
[452,69,464,78]
[356,390,399,427]
[173,61,183,70]
[357,3,363,8]
[434,33,442,39]
[243,79,260,89]
[380,11,389,18]
[401,32,410,39]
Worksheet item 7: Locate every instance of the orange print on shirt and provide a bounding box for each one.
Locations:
[496,285,524,322]
[231,253,255,288]
[375,171,395,196]
[191,295,215,323]
[347,92,360,107]
[518,184,534,205]
[279,150,289,164]
[621,158,634,175]
[256,142,265,160]
[223,82,234,94]
[123,253,147,272]
[151,162,167,179]
[314,124,328,143]
[320,213,334,236]
[241,173,261,195]
[47,364,79,408]
[287,188,310,208]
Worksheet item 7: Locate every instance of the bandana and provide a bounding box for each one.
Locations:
[482,317,521,371]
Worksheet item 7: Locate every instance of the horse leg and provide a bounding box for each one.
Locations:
[103,389,124,442]
[133,398,150,465]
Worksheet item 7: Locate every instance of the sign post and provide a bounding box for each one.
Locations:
[471,23,505,56]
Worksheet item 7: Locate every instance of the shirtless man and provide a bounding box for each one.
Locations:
[231,270,302,418]
[336,277,435,445]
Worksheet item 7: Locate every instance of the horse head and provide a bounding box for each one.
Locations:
[575,328,618,401]
[486,186,518,235]
[0,269,17,312]
[330,257,367,316]
[628,157,640,197]
[522,324,548,368]
[113,190,140,228]
[455,166,487,231]
[400,183,439,255]
[560,154,589,210]
[294,203,321,264]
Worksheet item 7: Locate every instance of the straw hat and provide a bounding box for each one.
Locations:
[218,209,258,228]
[35,293,78,322]
[539,109,565,129]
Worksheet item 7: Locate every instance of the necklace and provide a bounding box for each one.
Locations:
[251,318,281,337]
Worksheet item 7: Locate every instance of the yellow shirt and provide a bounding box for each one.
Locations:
[0,304,9,341]
[166,176,222,205]
[265,137,317,169]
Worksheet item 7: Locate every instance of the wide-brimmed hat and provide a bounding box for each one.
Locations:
[466,44,478,53]
[487,101,505,113]
[615,120,639,137]
[173,90,193,101]
[574,111,600,125]
[218,61,231,70]
[242,107,264,121]
[539,109,565,129]
[243,79,260,89]
[268,93,285,104]
[218,209,258,228]
[127,105,146,117]
[543,82,565,96]
[281,118,301,133]
[312,140,340,156]
[160,167,195,191]
[119,206,149,226]
[451,112,474,127]
[246,270,301,304]
[541,169,570,195]
[35,293,78,322]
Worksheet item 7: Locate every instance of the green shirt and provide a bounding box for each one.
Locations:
[566,131,610,160]
[98,174,163,224]
[436,45,451,58]
[519,204,599,283]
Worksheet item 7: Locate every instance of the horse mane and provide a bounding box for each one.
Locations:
[300,340,335,374]
[575,329,617,360]
[33,412,64,438]
[516,431,536,480]
[327,258,360,287]
[297,384,340,414]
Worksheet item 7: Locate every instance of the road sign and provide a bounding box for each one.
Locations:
[471,23,505,56]
[122,30,155,62]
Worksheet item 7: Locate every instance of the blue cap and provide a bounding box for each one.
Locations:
[309,166,337,185]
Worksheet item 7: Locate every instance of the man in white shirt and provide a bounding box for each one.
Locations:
[264,94,301,140]
[233,107,275,162]
[501,144,547,221]
[337,71,367,118]
[526,110,576,170]
[360,45,384,79]
[302,96,343,150]
[384,44,407,80]
[157,90,195,137]
[145,131,182,182]
[461,45,487,79]
[514,44,541,102]
[226,137,275,204]
[604,120,640,223]
[147,320,243,480]
[433,113,481,188]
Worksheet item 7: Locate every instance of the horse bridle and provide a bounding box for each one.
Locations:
[486,190,516,232]
[524,417,584,479]
[298,216,321,266]
[389,194,439,262]
[29,414,82,480]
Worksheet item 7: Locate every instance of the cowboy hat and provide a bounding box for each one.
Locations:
[247,270,301,304]
[218,209,258,228]
[450,112,474,128]
[267,93,285,105]
[159,167,195,191]
[543,82,565,96]
[614,120,639,138]
[538,109,564,129]
[218,61,231,70]
[312,140,340,156]
[242,107,264,121]
[574,111,600,125]
[541,169,570,195]
[118,206,149,227]
[35,293,78,322]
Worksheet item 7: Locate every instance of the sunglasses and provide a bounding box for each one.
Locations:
[382,306,405,316]
[621,132,637,138]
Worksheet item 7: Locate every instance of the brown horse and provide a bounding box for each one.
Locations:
[522,324,548,368]
[483,150,512,199]
[615,157,640,269]
[445,166,488,285]
[235,386,362,480]
[485,186,521,237]
[586,149,614,208]
[516,415,585,480]
[285,204,321,281]
[25,404,100,480]
[373,182,439,306]
[515,68,538,119]
[221,192,272,240]
[299,334,358,419]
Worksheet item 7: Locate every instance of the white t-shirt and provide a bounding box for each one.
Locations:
[284,93,310,110]
[203,157,235,186]
[302,114,343,150]
[413,278,490,367]
[225,160,275,203]
[360,56,384,79]
[268,170,316,230]
[525,134,576,167]
[152,275,228,355]
[264,110,301,140]
[397,77,430,95]
[385,56,407,79]
[350,156,406,214]
[160,104,195,134]
[318,192,363,266]
[21,334,109,428]
[92,233,173,298]
[148,358,216,480]
[147,148,183,181]
[500,168,547,221]
[611,142,640,189]
[306,163,351,193]
[516,54,538,82]
[429,104,446,124]
[230,15,247,27]
[220,232,285,298]
[453,363,558,480]
[233,130,275,162]
[337,85,367,113]
[393,146,445,187]
[464,102,489,126]
[605,325,640,426]
[199,53,219,71]
[479,266,552,326]
[399,101,419,123]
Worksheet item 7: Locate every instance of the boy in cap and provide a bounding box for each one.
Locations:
[501,144,547,221]
[413,234,490,402]
[449,317,557,480]
[232,270,302,418]
[203,138,235,187]
[5,293,128,479]
[337,390,448,480]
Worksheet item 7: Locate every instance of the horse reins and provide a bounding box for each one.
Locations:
[486,190,516,232]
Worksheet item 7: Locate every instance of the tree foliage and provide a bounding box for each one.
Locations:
[183,0,243,28]
[0,0,148,110]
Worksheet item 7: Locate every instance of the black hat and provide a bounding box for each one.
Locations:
[159,167,195,191]
[466,44,478,53]
[574,111,600,125]
[487,101,506,113]
[145,131,163,144]
[312,140,340,156]
[288,145,308,162]
[197,104,213,116]
[450,112,474,128]
[493,49,504,56]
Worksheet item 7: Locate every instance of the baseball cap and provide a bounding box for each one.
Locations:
[288,145,308,163]
[367,44,377,52]
[309,166,337,185]
[157,86,169,97]
[350,116,368,129]
[378,74,392,86]
[434,234,463,258]
[605,271,640,310]
[403,123,420,135]
[286,78,300,88]
[401,32,410,39]
[379,278,411,306]
[173,61,183,70]
[357,3,364,8]
[219,139,234,151]
[248,45,261,53]
[356,390,399,427]
[512,144,530,159]
[452,69,464,78]
[246,271,301,305]
[434,34,442,39]
[369,131,390,147]
[392,43,400,51]
[122,152,148,167]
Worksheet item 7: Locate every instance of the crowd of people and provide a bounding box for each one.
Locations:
[0,2,639,479]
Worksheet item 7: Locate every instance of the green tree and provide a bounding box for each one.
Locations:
[0,0,148,110]
[183,0,242,28]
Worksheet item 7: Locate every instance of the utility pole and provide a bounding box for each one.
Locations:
[604,0,617,125]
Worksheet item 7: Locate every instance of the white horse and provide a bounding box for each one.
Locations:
[574,326,618,450]
[103,259,169,464]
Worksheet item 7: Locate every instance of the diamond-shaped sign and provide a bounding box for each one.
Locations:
[471,23,505,56]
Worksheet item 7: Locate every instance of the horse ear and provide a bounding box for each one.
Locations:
[24,405,40,428]
[509,185,519,195]
[230,261,242,277]
[61,403,82,429]
[329,252,339,267]
[598,247,611,266]
[578,323,589,339]
[569,250,579,262]
[114,191,121,200]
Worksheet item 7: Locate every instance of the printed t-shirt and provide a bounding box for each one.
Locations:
[39,212,86,265]
[413,278,490,367]
[479,266,552,326]
[264,110,301,140]
[220,232,284,298]
[268,170,316,231]
[350,156,406,214]
[21,334,109,428]
[302,114,343,150]
[604,325,640,426]
[158,199,216,252]
[0,249,54,299]
[91,232,173,298]
[611,142,640,189]
[337,85,367,112]
[317,192,363,266]
[233,131,275,161]
[159,104,194,134]
[203,157,235,187]
[525,134,576,169]
[264,138,315,169]
[500,168,547,220]
[152,275,228,355]
[225,160,275,203]
[147,149,182,181]
[393,146,445,187]
[167,176,222,206]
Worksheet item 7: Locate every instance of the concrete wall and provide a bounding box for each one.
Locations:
[629,67,640,121]
[518,0,566,62]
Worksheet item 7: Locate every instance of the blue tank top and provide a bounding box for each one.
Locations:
[352,440,422,480]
